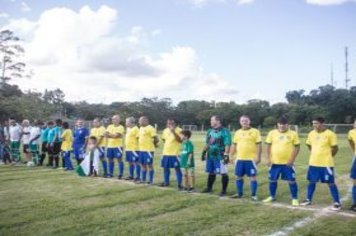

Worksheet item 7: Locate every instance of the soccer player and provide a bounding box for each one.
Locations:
[105,115,125,178]
[73,119,89,165]
[202,115,231,196]
[9,118,21,163]
[124,117,140,181]
[21,119,32,163]
[61,121,73,170]
[180,130,195,192]
[39,122,49,166]
[262,116,300,206]
[301,117,341,211]
[230,115,262,201]
[90,118,108,177]
[160,118,183,190]
[138,116,159,184]
[47,119,62,168]
[29,120,41,165]
[347,119,356,211]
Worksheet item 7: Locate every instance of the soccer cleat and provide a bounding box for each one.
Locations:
[178,185,184,191]
[349,204,356,212]
[251,196,258,201]
[188,187,195,193]
[292,199,299,206]
[330,202,342,211]
[300,199,312,206]
[262,196,276,203]
[219,191,227,197]
[201,188,213,194]
[117,175,123,180]
[230,194,242,199]
[158,182,170,187]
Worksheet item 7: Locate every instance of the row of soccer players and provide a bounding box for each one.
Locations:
[201,115,356,212]
[2,115,356,211]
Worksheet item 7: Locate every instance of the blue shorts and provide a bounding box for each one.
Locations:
[161,155,180,168]
[139,151,154,165]
[98,147,105,159]
[206,159,228,174]
[73,144,85,160]
[350,156,356,179]
[126,151,139,163]
[269,164,296,181]
[61,151,71,159]
[307,166,335,183]
[235,160,257,177]
[107,147,123,159]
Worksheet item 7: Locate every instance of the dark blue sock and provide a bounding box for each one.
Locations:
[109,162,114,176]
[176,168,183,186]
[149,169,154,183]
[236,179,244,196]
[329,184,340,203]
[129,164,134,177]
[136,164,141,180]
[250,180,258,197]
[352,186,356,205]
[289,182,298,199]
[269,181,277,198]
[142,170,147,181]
[164,168,170,184]
[119,161,124,176]
[307,182,316,201]
[102,160,108,175]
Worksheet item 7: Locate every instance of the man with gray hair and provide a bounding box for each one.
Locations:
[124,117,140,181]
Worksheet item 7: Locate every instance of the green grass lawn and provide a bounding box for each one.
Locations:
[0,132,355,236]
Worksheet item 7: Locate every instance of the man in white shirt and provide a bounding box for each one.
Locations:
[21,120,32,163]
[29,121,41,165]
[9,118,21,162]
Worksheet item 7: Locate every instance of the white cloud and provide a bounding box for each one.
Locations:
[236,0,254,5]
[3,5,238,103]
[187,0,254,7]
[0,12,9,18]
[306,0,356,5]
[21,1,31,12]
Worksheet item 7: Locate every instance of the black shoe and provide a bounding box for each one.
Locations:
[349,204,356,212]
[230,194,242,199]
[201,188,212,193]
[219,191,227,197]
[118,175,123,180]
[188,187,195,193]
[124,176,134,180]
[178,185,184,191]
[159,182,169,187]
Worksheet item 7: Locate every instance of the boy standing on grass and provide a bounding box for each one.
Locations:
[301,117,341,211]
[263,116,300,206]
[180,130,195,192]
[61,122,74,171]
[76,136,100,177]
[347,119,356,212]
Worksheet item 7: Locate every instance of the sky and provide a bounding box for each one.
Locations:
[0,0,356,104]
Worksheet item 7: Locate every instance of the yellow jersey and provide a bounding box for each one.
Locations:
[347,129,356,155]
[233,128,261,160]
[106,124,125,148]
[265,129,300,164]
[90,126,106,147]
[61,129,73,151]
[125,126,139,151]
[162,127,182,156]
[306,129,337,167]
[139,125,157,152]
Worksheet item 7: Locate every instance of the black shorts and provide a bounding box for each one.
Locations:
[41,142,48,153]
[23,144,30,154]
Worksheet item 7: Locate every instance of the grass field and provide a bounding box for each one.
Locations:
[0,133,355,236]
